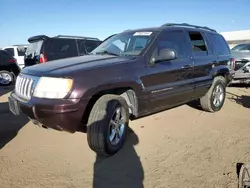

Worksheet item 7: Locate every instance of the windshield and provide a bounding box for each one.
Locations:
[91,31,156,56]
[231,43,250,52]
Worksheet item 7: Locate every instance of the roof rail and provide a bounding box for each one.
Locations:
[13,44,28,47]
[161,23,217,32]
[54,35,100,41]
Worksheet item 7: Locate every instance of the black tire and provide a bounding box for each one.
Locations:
[200,76,226,112]
[0,70,13,86]
[87,94,129,156]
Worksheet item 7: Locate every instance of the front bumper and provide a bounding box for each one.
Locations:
[8,92,89,133]
[230,71,250,84]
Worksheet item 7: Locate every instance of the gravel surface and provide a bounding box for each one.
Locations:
[1,85,250,188]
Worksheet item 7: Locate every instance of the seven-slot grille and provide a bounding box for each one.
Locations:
[15,75,34,100]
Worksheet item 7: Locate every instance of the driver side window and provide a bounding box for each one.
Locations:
[151,30,189,60]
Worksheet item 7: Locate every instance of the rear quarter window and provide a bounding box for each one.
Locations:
[84,40,102,53]
[206,33,230,55]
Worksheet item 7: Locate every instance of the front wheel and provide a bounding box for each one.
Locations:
[86,94,129,156]
[200,76,226,112]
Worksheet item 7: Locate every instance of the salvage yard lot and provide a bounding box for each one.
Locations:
[1,86,250,188]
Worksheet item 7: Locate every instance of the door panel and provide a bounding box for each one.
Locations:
[186,30,214,98]
[141,29,195,111]
[143,58,194,110]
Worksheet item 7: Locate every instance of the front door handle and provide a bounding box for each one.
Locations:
[182,64,192,69]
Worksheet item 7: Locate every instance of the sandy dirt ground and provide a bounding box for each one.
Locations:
[1,85,250,188]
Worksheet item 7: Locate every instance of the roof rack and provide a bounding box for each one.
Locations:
[13,44,28,47]
[54,35,100,41]
[161,23,217,32]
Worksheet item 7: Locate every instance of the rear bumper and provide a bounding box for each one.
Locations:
[9,92,89,133]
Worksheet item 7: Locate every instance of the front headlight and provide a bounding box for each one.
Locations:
[33,77,73,99]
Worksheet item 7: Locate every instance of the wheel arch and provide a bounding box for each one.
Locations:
[212,67,230,78]
[80,86,139,129]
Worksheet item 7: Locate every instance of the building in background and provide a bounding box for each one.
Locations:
[220,30,250,49]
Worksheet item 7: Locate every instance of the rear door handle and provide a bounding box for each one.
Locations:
[182,64,192,69]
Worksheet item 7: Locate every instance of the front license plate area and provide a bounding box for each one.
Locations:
[8,96,21,116]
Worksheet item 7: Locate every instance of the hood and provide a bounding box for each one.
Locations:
[231,50,250,61]
[21,54,135,77]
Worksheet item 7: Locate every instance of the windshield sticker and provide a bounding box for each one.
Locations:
[133,32,152,36]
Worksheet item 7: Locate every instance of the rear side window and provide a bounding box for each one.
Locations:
[188,32,208,56]
[4,48,14,57]
[17,46,27,56]
[45,39,78,56]
[206,33,230,55]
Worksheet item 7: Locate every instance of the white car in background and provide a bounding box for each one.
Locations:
[2,45,28,69]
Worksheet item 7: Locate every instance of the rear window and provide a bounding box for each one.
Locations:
[25,40,43,57]
[207,33,230,55]
[0,50,12,64]
[1,50,12,58]
[4,48,14,57]
[17,46,27,56]
[45,38,77,56]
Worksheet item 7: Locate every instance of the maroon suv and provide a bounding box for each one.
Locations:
[8,23,234,156]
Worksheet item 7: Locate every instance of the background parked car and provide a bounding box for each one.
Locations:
[24,35,102,67]
[0,50,20,86]
[230,43,250,84]
[2,45,27,69]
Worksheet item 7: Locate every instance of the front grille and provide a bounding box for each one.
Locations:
[15,75,34,100]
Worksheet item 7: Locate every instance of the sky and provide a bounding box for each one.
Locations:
[0,0,250,47]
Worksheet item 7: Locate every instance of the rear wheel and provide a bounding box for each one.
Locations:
[200,76,226,112]
[0,71,13,86]
[87,94,129,156]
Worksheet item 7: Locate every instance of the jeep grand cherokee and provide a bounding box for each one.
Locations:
[8,23,234,156]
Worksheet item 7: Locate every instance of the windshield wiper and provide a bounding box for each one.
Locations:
[96,50,120,56]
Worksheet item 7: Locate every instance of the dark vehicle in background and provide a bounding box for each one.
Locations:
[24,35,102,67]
[230,43,250,84]
[2,45,28,69]
[0,50,20,86]
[8,23,234,156]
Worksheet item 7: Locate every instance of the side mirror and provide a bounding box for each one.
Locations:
[152,49,177,64]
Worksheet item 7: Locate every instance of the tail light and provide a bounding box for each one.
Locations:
[39,53,48,63]
[228,58,236,70]
[231,58,236,70]
[8,58,17,63]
